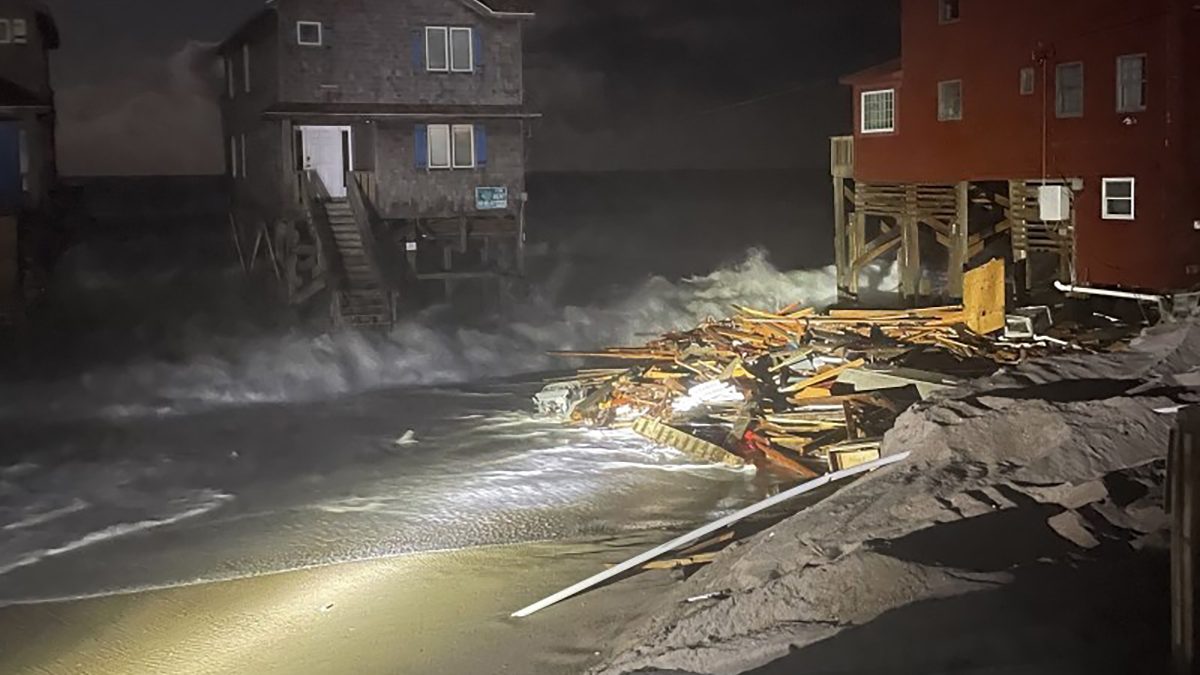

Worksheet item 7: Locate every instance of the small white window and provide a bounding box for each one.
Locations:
[230,137,239,178]
[0,19,10,44]
[938,80,963,121]
[861,89,895,134]
[939,0,960,24]
[452,124,475,168]
[1117,54,1146,113]
[12,19,26,44]
[243,44,251,93]
[449,27,474,72]
[426,27,449,72]
[240,134,248,179]
[1102,178,1135,220]
[1019,67,1036,96]
[297,22,323,47]
[428,124,451,168]
[1056,62,1084,118]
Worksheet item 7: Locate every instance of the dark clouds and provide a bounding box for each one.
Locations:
[40,0,898,175]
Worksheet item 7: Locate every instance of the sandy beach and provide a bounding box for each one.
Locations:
[0,535,676,675]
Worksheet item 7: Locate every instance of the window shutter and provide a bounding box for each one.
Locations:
[412,29,425,70]
[473,30,484,72]
[474,125,487,167]
[415,124,428,169]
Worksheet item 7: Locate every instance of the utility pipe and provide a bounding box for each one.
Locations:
[1054,280,1165,304]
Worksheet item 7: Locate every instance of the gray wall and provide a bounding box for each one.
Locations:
[0,1,52,101]
[277,0,524,106]
[374,119,525,218]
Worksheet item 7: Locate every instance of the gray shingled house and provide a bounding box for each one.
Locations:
[219,0,536,327]
[0,0,58,322]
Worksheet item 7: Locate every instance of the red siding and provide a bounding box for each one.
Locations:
[848,0,1200,291]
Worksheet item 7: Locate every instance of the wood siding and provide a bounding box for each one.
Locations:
[846,0,1200,291]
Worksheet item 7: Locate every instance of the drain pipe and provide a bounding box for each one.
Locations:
[1053,280,1164,304]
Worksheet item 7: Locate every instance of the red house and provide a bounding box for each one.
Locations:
[832,0,1200,304]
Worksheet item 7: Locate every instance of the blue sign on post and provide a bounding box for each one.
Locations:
[475,186,508,210]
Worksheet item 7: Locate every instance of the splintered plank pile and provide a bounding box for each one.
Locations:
[540,301,1067,479]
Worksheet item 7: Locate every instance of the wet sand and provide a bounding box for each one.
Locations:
[0,535,677,675]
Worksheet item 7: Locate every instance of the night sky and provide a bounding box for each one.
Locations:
[39,0,897,176]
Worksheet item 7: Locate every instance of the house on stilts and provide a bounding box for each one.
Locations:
[219,0,536,328]
[0,0,57,324]
[832,0,1200,309]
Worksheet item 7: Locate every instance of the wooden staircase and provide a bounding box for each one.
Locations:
[324,199,393,328]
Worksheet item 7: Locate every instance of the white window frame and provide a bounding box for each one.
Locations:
[0,19,10,44]
[938,79,963,121]
[297,21,323,47]
[427,124,452,169]
[426,27,450,72]
[451,124,476,168]
[1102,178,1136,220]
[1116,54,1147,113]
[230,137,239,178]
[1056,61,1084,119]
[12,19,26,44]
[861,89,896,134]
[449,27,475,73]
[243,43,251,94]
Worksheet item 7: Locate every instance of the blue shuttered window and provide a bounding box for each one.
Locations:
[414,124,428,169]
[412,29,425,70]
[474,125,487,167]
[473,30,483,72]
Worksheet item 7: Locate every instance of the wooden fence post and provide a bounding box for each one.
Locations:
[1172,406,1200,675]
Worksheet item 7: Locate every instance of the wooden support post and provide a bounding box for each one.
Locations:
[442,245,455,301]
[1172,407,1200,675]
[833,177,848,293]
[899,186,921,303]
[947,181,970,299]
[848,209,867,296]
[517,196,528,277]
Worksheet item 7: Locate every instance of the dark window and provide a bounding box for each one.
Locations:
[1117,54,1147,112]
[939,0,960,23]
[1019,67,1036,96]
[1056,62,1084,118]
[938,80,963,120]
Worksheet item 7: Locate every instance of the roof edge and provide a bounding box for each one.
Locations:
[840,58,903,87]
[458,0,536,19]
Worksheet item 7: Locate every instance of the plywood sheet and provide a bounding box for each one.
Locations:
[963,258,1005,335]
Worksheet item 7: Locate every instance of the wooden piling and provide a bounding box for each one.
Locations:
[1172,407,1200,675]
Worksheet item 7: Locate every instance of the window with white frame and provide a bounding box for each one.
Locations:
[449,28,474,72]
[297,21,323,46]
[426,27,449,72]
[243,44,251,93]
[452,124,475,167]
[427,124,451,168]
[939,0,960,24]
[0,19,10,44]
[426,26,473,72]
[1102,178,1135,220]
[1056,62,1084,118]
[861,89,895,134]
[1019,67,1036,96]
[426,124,476,169]
[938,80,963,121]
[12,19,26,44]
[1117,54,1146,113]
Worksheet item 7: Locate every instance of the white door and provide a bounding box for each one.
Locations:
[299,126,351,199]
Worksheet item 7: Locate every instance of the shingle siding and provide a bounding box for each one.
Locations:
[278,0,523,107]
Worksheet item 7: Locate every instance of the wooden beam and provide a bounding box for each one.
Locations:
[849,210,867,295]
[833,177,848,291]
[947,181,970,299]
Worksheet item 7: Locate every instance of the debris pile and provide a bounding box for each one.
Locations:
[539,301,1074,478]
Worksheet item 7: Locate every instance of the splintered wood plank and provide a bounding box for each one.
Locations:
[781,358,867,393]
